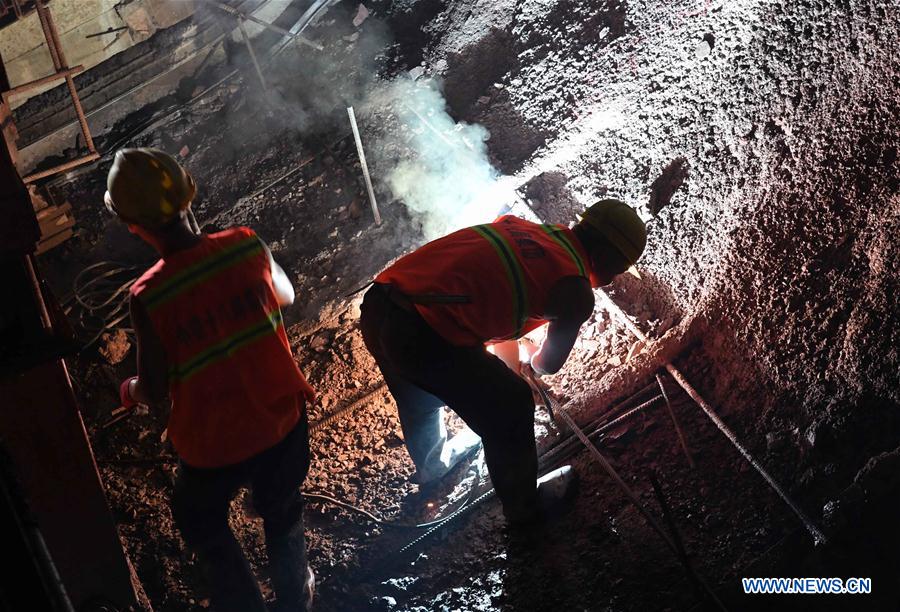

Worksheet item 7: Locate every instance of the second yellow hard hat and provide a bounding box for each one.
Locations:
[104,148,196,229]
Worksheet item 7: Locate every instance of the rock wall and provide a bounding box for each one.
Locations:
[407,0,899,494]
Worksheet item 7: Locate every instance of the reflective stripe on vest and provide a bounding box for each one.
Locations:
[168,309,283,383]
[539,224,589,277]
[141,236,264,312]
[471,224,529,338]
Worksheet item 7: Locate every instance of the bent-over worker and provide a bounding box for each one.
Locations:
[360,200,647,525]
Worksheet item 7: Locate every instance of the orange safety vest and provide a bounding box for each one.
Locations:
[131,227,307,468]
[376,215,592,346]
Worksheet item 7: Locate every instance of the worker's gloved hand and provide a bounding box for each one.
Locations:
[519,336,541,360]
[520,361,540,382]
[299,378,317,406]
[119,376,139,408]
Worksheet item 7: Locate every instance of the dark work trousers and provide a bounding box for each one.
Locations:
[172,409,310,612]
[360,283,538,520]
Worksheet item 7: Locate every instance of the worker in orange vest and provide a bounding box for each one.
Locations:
[107,149,316,612]
[360,201,647,525]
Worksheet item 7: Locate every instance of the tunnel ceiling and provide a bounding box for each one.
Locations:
[0,0,196,108]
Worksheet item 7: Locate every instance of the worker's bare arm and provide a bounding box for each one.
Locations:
[261,240,295,307]
[129,294,169,404]
[531,276,594,375]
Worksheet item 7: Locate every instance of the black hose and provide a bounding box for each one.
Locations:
[303,490,475,530]
[68,261,143,349]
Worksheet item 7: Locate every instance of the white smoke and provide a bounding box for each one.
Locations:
[254,10,518,240]
[361,77,510,240]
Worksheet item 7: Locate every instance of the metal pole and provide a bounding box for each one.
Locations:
[347,106,381,225]
[531,372,728,611]
[22,153,100,184]
[665,365,827,545]
[24,255,52,330]
[205,0,323,50]
[648,472,726,609]
[656,373,695,468]
[34,2,61,69]
[187,209,201,235]
[539,394,663,467]
[236,17,267,91]
[598,291,827,545]
[1,66,85,102]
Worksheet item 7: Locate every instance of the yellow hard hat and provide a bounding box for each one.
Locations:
[104,148,196,229]
[578,198,647,266]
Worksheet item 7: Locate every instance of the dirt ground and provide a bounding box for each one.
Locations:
[34,0,900,610]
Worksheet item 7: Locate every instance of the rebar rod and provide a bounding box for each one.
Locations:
[665,365,827,545]
[35,0,95,153]
[309,384,387,433]
[401,104,474,152]
[649,473,726,610]
[205,0,323,50]
[539,380,728,611]
[1,65,84,101]
[657,373,695,468]
[540,380,659,453]
[587,394,662,438]
[237,17,267,91]
[584,380,660,430]
[23,153,101,183]
[598,291,827,545]
[539,394,662,468]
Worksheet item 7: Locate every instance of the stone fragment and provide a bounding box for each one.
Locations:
[352,4,369,27]
[694,39,711,59]
[98,328,131,365]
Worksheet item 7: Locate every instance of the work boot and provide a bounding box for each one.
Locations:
[267,568,313,612]
[303,566,315,610]
[267,522,312,612]
[195,535,267,612]
[536,465,579,515]
[504,465,579,528]
[410,428,482,486]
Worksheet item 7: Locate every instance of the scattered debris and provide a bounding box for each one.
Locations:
[626,339,645,362]
[694,38,711,59]
[98,328,131,365]
[353,4,370,28]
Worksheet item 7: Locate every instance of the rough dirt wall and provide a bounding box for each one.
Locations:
[412,0,899,499]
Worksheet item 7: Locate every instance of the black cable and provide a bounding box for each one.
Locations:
[303,490,475,530]
[68,261,143,348]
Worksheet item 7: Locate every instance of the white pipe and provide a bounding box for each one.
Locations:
[347,106,381,225]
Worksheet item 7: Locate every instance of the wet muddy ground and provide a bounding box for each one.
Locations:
[34,0,900,610]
